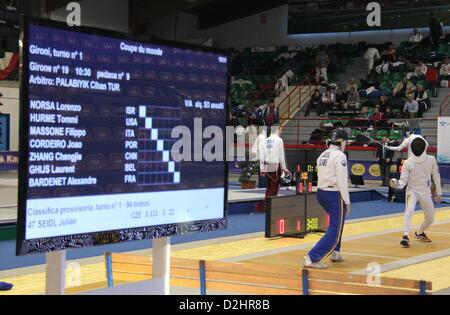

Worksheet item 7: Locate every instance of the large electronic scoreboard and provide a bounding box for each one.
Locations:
[265,193,329,238]
[17,19,229,255]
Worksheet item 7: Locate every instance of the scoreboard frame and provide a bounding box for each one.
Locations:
[265,193,329,239]
[16,16,230,256]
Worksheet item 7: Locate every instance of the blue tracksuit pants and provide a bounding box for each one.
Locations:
[308,190,346,263]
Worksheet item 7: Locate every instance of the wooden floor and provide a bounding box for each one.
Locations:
[1,208,450,295]
[241,223,450,274]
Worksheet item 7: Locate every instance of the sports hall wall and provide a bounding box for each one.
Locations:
[0,84,18,151]
[154,5,449,49]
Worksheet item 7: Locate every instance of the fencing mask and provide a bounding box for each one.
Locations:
[410,137,427,157]
[327,128,348,151]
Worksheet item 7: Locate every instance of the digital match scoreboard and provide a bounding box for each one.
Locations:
[265,193,329,238]
[17,19,229,255]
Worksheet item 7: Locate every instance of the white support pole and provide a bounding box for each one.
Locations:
[45,250,66,295]
[152,237,171,295]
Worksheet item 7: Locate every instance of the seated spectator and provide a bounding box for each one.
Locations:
[409,28,423,44]
[305,89,325,117]
[315,50,330,83]
[393,77,416,98]
[345,77,358,92]
[381,44,397,63]
[335,88,348,110]
[372,105,383,120]
[425,65,440,90]
[413,85,431,118]
[403,92,419,118]
[373,105,389,131]
[347,87,361,110]
[358,106,372,119]
[360,70,380,90]
[263,100,280,127]
[384,106,397,120]
[250,104,264,125]
[322,88,336,113]
[440,58,450,80]
[349,106,372,129]
[377,95,389,113]
[407,62,427,83]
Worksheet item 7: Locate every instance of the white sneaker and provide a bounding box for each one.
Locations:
[304,255,328,269]
[329,251,344,263]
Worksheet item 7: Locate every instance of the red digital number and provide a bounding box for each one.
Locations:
[278,219,285,235]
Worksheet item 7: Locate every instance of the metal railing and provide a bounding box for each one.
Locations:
[278,83,316,121]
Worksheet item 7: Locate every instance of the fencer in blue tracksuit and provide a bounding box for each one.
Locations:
[304,129,350,269]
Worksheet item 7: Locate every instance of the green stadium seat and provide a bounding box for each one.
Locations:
[390,130,402,140]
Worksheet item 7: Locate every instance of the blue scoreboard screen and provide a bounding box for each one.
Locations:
[17,20,228,255]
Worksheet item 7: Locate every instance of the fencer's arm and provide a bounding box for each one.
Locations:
[397,163,410,189]
[386,138,408,152]
[334,154,351,205]
[432,157,443,196]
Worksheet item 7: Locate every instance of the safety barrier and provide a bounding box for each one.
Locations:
[104,253,432,295]
[439,93,450,117]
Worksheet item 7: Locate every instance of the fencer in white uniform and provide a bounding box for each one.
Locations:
[304,129,350,269]
[316,144,351,206]
[260,126,289,200]
[260,127,287,173]
[390,136,443,247]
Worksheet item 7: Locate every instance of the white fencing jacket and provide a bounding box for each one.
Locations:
[260,133,287,173]
[397,152,442,196]
[249,128,267,162]
[317,145,351,205]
